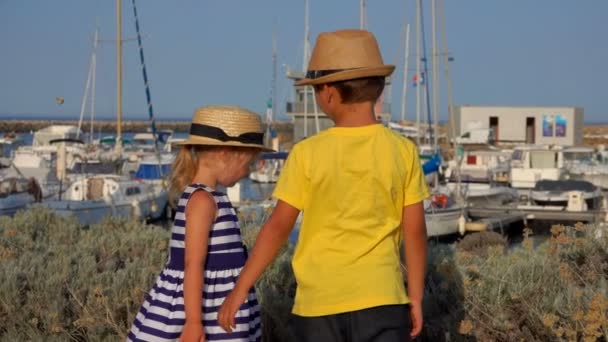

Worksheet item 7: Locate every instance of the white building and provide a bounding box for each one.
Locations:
[452,106,584,146]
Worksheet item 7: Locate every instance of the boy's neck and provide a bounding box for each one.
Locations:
[331,102,379,127]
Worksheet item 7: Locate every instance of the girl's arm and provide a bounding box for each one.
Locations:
[181,190,216,341]
[217,200,300,332]
[402,201,428,338]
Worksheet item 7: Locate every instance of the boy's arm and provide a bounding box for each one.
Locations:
[218,200,300,333]
[402,201,427,337]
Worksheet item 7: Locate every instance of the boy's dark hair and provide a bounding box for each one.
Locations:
[320,76,385,104]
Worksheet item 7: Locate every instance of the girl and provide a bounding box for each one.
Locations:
[128,106,269,342]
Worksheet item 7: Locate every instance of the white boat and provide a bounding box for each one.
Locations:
[249,152,287,184]
[424,192,467,237]
[444,182,518,206]
[0,177,39,216]
[510,145,566,189]
[445,147,511,183]
[564,146,608,190]
[530,179,604,210]
[36,175,167,225]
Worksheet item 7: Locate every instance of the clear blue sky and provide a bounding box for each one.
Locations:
[1,1,607,123]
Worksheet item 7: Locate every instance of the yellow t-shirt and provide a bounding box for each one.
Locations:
[272,123,430,317]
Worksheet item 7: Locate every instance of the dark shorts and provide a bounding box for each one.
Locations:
[289,304,411,342]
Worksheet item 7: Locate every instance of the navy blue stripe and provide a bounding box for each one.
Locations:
[133,319,182,339]
[158,271,183,285]
[171,232,185,242]
[136,306,186,326]
[204,274,237,285]
[152,285,183,298]
[144,297,185,312]
[174,218,186,227]
[217,202,232,209]
[209,228,240,238]
[208,242,245,252]
[127,331,148,342]
[215,214,238,223]
[206,330,250,340]
[205,251,246,270]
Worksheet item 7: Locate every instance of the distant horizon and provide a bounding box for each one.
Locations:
[1,113,607,125]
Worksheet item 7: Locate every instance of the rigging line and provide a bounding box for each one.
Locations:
[419,0,435,148]
[131,0,165,179]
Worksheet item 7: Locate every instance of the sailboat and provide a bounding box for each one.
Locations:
[413,0,468,237]
[35,0,168,224]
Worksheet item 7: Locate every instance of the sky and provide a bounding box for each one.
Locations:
[0,1,607,123]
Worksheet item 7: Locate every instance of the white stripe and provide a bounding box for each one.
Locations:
[209,234,241,245]
[212,220,238,230]
[141,300,186,320]
[204,281,236,293]
[161,268,185,278]
[206,323,250,335]
[147,289,185,307]
[169,240,185,248]
[217,207,234,216]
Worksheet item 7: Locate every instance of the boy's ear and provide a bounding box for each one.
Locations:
[326,85,340,105]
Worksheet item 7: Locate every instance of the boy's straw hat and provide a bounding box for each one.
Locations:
[296,29,395,86]
[178,105,274,151]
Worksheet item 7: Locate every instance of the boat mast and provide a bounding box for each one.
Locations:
[431,0,439,148]
[77,24,99,141]
[90,24,98,144]
[415,0,422,145]
[115,0,123,154]
[265,27,277,148]
[302,0,309,138]
[439,0,463,200]
[360,0,366,29]
[400,23,410,123]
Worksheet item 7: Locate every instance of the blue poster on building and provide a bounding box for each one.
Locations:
[542,115,554,137]
[555,115,567,137]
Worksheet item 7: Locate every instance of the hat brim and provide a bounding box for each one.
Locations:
[176,136,275,152]
[295,65,395,86]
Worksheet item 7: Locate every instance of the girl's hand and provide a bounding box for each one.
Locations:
[409,300,424,338]
[180,322,205,342]
[217,288,248,333]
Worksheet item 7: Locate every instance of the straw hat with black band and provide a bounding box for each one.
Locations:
[178,105,274,152]
[296,29,395,86]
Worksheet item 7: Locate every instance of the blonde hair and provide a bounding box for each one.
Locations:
[169,145,262,206]
[169,145,200,205]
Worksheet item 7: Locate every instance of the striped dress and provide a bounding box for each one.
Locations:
[127,184,262,341]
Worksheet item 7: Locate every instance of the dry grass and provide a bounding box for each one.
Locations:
[1,209,607,341]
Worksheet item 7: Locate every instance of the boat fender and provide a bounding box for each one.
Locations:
[131,201,141,218]
[458,214,466,236]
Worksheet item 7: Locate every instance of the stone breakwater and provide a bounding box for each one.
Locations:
[0,120,191,133]
[0,120,294,135]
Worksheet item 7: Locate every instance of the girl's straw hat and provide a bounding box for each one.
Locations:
[296,29,395,86]
[178,105,274,151]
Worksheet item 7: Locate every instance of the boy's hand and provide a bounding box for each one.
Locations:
[217,288,248,333]
[409,300,423,337]
[180,322,205,342]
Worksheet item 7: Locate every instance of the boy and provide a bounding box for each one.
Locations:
[219,29,430,341]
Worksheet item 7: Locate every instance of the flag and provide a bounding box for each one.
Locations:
[412,73,425,87]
